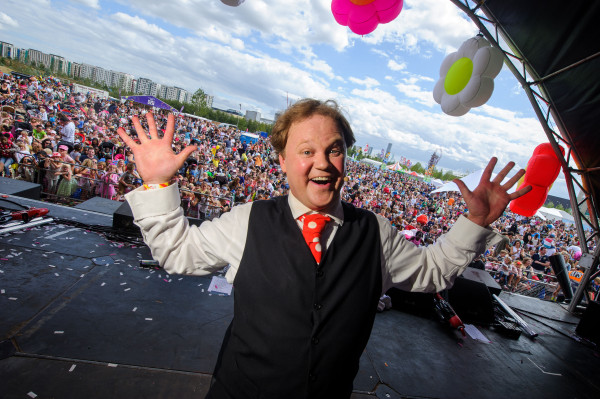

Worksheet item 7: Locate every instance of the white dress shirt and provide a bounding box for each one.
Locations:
[126,184,501,293]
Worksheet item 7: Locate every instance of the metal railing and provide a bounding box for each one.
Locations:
[486,261,560,300]
[5,153,234,220]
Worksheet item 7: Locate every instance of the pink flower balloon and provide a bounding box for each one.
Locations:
[331,0,403,35]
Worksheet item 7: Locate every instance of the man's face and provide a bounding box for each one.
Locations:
[87,149,95,157]
[279,114,346,212]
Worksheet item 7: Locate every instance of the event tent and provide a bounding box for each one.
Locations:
[120,95,177,112]
[387,161,403,171]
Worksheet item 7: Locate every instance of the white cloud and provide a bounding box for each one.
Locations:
[0,0,561,194]
[348,77,380,89]
[69,0,100,9]
[0,12,18,29]
[387,60,406,71]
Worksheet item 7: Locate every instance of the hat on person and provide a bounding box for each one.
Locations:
[43,148,53,156]
[58,144,69,151]
[51,152,61,158]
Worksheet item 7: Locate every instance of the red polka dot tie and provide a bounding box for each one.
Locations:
[299,214,331,264]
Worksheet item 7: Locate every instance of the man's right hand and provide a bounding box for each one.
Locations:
[116,112,197,184]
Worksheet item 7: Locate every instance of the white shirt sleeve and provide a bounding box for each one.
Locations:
[125,184,251,283]
[376,214,502,294]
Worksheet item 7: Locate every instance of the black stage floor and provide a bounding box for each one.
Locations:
[1,194,599,399]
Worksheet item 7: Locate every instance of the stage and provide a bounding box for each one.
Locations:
[1,191,599,398]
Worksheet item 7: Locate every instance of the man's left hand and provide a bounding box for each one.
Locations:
[453,157,532,227]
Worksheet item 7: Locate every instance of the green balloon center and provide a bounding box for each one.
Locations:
[444,57,474,95]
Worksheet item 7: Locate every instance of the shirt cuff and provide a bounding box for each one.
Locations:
[446,215,503,250]
[124,183,181,221]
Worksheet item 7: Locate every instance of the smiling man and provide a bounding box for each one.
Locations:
[120,98,530,399]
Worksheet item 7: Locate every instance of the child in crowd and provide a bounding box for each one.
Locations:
[100,163,119,199]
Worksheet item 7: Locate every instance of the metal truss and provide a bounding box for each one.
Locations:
[449,0,600,312]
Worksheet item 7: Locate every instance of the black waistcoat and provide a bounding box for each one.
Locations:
[207,197,382,399]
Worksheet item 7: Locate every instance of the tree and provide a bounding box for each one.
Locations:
[411,162,425,174]
[191,88,208,110]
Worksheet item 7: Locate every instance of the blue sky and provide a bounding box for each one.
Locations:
[0,0,570,198]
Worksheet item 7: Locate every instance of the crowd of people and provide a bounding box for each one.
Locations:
[1,73,597,300]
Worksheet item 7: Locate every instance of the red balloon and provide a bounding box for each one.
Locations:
[509,143,564,217]
[416,214,428,225]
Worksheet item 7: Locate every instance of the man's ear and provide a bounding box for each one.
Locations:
[279,153,286,173]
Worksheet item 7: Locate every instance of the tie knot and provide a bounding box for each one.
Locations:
[300,213,331,234]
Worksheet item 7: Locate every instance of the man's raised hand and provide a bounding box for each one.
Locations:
[453,157,532,227]
[116,113,197,184]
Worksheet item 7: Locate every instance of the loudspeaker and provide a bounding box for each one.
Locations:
[576,301,600,345]
[113,201,138,232]
[75,196,124,215]
[549,254,573,301]
[460,268,502,296]
[447,271,497,324]
[386,288,434,317]
[0,177,41,200]
[112,201,204,233]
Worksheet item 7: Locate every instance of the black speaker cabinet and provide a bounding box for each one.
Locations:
[576,301,600,345]
[447,271,497,325]
[112,201,204,233]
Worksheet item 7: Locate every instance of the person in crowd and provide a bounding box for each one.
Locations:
[15,156,36,182]
[100,163,119,199]
[74,158,99,200]
[44,152,66,194]
[532,246,550,273]
[116,162,138,201]
[118,99,529,398]
[0,132,18,177]
[58,113,75,144]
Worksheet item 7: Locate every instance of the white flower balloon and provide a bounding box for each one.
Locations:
[433,36,504,116]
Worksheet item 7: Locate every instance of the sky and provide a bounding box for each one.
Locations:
[0,0,571,198]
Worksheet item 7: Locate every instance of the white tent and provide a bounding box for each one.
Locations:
[388,161,403,171]
[431,169,484,194]
[360,158,384,168]
[431,178,444,188]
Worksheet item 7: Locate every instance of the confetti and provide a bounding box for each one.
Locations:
[80,274,85,278]
[145,276,150,279]
[107,363,118,367]
[48,265,56,268]
[69,364,76,372]
[120,283,127,286]
[119,272,123,276]
[124,288,131,292]
[1,289,4,294]
[54,273,59,277]
[54,331,64,334]
[145,318,153,321]
[66,268,73,271]
[27,392,37,398]
[132,307,137,312]
[101,282,106,287]
[8,297,17,300]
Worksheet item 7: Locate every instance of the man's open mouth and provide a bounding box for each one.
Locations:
[311,177,333,185]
